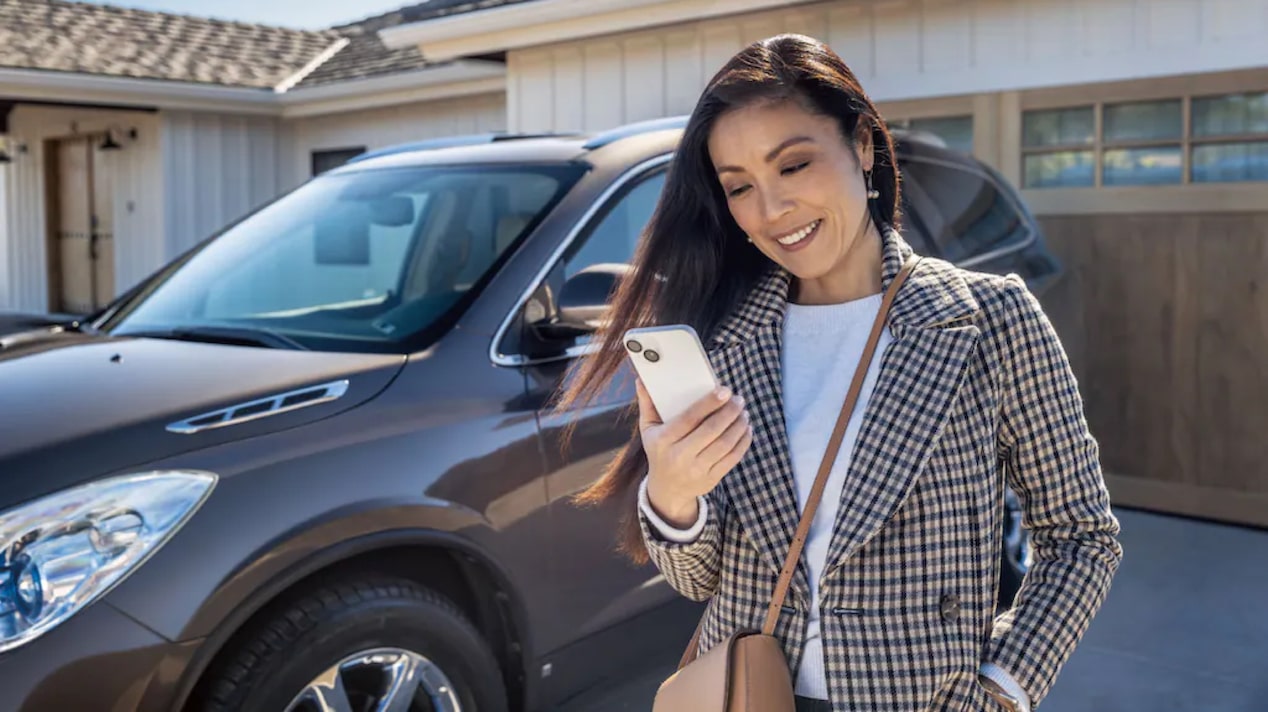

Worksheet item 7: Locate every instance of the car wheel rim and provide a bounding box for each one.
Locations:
[284,647,462,712]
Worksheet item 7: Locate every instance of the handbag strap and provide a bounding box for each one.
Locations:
[677,254,919,669]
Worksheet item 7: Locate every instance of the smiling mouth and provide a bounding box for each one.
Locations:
[775,219,822,246]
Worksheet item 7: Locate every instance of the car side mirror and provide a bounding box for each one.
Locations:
[534,263,629,340]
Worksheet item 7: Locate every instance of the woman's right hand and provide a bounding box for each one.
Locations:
[636,378,753,528]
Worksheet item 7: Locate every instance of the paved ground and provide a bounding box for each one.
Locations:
[556,507,1268,711]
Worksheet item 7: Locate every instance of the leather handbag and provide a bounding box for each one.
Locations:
[652,255,919,712]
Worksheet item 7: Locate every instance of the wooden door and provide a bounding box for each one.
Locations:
[51,136,114,314]
[90,139,115,308]
[55,137,94,313]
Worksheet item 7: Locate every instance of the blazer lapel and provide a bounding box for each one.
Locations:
[821,230,982,579]
[707,265,813,608]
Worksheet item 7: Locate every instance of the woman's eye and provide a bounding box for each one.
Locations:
[727,185,750,198]
[782,161,811,176]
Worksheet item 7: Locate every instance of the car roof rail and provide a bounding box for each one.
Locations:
[583,115,690,149]
[347,131,582,163]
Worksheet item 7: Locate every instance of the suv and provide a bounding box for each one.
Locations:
[0,117,1052,712]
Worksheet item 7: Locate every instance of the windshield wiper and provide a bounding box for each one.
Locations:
[122,325,308,350]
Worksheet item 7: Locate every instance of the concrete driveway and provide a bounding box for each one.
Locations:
[555,508,1268,711]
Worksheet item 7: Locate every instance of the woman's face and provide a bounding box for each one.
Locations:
[707,99,874,291]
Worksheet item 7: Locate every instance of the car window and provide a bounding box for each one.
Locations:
[900,155,1031,264]
[202,197,423,319]
[103,165,583,353]
[563,169,667,277]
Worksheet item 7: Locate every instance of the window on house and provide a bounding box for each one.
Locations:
[311,147,367,176]
[1191,92,1268,183]
[1102,99,1184,186]
[1021,106,1095,188]
[1022,90,1268,188]
[891,115,974,155]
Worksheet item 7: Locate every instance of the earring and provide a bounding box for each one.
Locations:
[746,236,753,243]
[865,170,880,200]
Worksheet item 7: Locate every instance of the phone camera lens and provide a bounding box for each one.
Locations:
[626,340,643,353]
[644,350,660,363]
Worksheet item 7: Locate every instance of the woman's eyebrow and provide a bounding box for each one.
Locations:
[716,136,815,174]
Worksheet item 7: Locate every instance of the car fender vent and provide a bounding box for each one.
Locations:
[167,380,350,435]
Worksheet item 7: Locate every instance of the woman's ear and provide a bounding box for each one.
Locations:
[854,119,875,172]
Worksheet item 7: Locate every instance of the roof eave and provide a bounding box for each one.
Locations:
[378,0,813,61]
[0,61,508,118]
[0,67,280,114]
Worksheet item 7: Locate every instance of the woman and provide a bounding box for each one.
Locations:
[555,34,1122,712]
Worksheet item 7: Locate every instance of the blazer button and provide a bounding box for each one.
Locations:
[940,594,961,622]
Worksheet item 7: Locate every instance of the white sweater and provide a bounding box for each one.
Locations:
[639,292,1030,709]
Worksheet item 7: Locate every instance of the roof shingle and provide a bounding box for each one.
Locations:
[296,26,432,89]
[337,0,538,35]
[297,0,543,88]
[0,0,345,89]
[0,0,535,92]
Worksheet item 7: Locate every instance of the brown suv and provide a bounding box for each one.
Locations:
[0,117,1052,711]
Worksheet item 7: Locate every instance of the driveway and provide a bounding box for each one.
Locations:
[556,508,1268,711]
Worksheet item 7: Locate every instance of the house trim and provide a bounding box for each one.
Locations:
[0,61,508,119]
[274,38,353,94]
[379,0,821,61]
[278,61,508,118]
[0,68,279,115]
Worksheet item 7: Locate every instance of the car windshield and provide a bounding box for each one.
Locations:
[102,163,583,353]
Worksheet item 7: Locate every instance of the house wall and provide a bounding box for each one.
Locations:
[278,91,507,189]
[0,107,286,313]
[1,105,164,312]
[160,111,283,258]
[505,0,1268,133]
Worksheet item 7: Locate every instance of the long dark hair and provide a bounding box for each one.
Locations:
[551,34,903,563]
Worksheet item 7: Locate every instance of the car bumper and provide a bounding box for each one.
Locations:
[0,599,198,712]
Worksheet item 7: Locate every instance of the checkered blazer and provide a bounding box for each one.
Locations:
[638,229,1123,711]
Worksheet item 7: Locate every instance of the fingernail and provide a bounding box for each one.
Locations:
[716,387,731,400]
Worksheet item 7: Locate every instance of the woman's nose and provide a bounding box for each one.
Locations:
[760,186,795,224]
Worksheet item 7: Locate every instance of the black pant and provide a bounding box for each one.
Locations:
[794,696,831,712]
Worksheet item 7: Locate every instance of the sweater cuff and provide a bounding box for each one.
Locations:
[638,475,708,543]
[979,662,1031,712]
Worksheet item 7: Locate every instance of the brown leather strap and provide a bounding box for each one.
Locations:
[678,254,919,668]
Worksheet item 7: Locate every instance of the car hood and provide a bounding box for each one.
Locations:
[0,330,405,505]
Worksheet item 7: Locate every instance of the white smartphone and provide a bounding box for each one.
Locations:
[622,324,721,424]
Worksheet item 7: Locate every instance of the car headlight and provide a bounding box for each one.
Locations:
[0,470,216,653]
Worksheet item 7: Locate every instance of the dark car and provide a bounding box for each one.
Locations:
[0,117,1052,712]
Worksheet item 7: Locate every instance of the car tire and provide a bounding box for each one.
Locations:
[197,575,508,712]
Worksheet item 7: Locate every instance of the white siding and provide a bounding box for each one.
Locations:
[507,0,1268,132]
[2,106,163,312]
[160,111,282,257]
[278,92,507,189]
